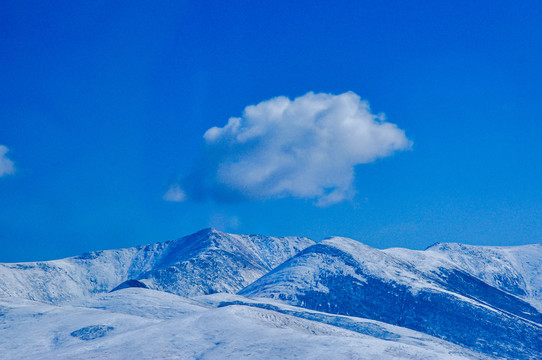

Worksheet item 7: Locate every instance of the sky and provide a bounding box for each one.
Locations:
[1,1,541,262]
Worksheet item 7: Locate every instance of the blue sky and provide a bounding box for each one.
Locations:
[1,1,541,261]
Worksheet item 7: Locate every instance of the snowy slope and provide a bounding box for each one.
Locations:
[420,243,542,310]
[0,228,314,303]
[135,228,315,296]
[0,288,490,360]
[240,237,542,360]
[384,243,542,317]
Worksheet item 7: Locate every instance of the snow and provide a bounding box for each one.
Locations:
[425,243,542,310]
[0,288,488,360]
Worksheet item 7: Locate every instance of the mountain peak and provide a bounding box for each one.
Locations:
[0,229,315,302]
[185,227,223,238]
[321,236,369,247]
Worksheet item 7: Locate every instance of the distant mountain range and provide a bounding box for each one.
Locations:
[1,229,540,359]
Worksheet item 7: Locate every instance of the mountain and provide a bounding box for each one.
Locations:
[1,229,540,359]
[239,237,542,359]
[0,228,314,303]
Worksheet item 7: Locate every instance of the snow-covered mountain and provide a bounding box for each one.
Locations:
[417,242,542,310]
[1,229,540,359]
[0,228,314,303]
[240,237,542,359]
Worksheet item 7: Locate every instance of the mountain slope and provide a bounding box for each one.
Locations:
[384,243,542,320]
[0,288,490,360]
[239,237,542,359]
[413,242,542,310]
[0,229,314,303]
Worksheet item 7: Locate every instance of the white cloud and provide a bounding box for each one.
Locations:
[163,184,186,202]
[0,145,15,177]
[173,91,411,206]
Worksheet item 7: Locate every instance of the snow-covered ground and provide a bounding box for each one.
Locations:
[0,288,490,360]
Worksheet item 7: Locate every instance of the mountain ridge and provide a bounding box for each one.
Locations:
[0,228,314,303]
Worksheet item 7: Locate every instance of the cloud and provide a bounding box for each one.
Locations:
[0,145,15,177]
[163,184,186,202]
[170,91,411,206]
